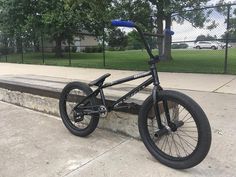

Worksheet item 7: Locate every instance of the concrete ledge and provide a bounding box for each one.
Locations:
[0,77,143,138]
[0,79,141,114]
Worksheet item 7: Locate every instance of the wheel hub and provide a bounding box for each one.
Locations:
[154,120,184,137]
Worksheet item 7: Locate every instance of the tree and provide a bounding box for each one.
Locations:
[0,0,30,53]
[0,0,96,57]
[113,0,213,60]
[218,4,236,42]
[40,0,91,57]
[195,34,217,42]
[127,30,144,50]
[78,0,115,52]
[81,0,114,35]
[108,28,128,49]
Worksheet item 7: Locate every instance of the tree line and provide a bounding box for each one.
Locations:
[0,0,235,59]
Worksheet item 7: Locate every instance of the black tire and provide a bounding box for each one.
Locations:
[138,90,211,169]
[196,46,201,49]
[59,82,99,137]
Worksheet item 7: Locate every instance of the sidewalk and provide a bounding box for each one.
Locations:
[0,93,235,177]
[0,63,235,94]
[0,63,235,177]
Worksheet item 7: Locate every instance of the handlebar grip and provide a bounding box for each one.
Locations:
[164,28,175,36]
[111,20,135,28]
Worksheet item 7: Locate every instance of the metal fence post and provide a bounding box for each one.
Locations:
[102,27,106,67]
[69,43,71,66]
[224,5,231,74]
[41,30,45,64]
[21,37,24,63]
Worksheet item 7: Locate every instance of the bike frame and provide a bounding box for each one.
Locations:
[76,66,163,119]
[77,70,157,111]
[74,23,172,129]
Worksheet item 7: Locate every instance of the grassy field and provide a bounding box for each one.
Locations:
[0,48,235,74]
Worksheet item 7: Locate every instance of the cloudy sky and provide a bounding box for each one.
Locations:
[209,0,235,5]
[121,0,236,42]
[170,0,236,42]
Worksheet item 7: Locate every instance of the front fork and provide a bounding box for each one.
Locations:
[152,85,164,129]
[152,86,180,133]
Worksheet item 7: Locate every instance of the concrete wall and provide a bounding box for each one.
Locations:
[0,88,140,138]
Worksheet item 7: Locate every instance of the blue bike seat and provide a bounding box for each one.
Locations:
[89,73,111,86]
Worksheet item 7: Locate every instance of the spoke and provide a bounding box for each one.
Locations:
[177,135,196,150]
[177,133,198,141]
[164,135,170,154]
[181,112,190,122]
[183,116,193,123]
[175,132,189,157]
[178,106,185,115]
[160,135,166,149]
[181,126,197,128]
[171,133,180,157]
[184,121,195,124]
[163,136,168,151]
[178,130,198,142]
[166,135,172,156]
[179,129,197,133]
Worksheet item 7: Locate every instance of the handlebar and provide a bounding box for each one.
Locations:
[111,20,135,28]
[111,20,174,36]
[111,20,174,60]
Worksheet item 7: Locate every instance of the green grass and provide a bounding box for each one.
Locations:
[0,48,235,74]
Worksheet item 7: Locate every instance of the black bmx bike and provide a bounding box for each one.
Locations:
[59,20,211,169]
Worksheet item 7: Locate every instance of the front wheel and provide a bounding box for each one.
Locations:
[138,90,211,169]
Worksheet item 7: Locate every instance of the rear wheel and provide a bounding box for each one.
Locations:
[138,90,211,169]
[59,82,99,137]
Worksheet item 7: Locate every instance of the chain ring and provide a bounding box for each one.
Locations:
[99,105,108,118]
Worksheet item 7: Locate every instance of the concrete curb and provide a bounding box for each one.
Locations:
[0,86,140,138]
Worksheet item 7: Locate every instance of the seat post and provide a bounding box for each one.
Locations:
[99,89,106,106]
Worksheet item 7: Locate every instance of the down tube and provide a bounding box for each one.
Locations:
[110,77,153,110]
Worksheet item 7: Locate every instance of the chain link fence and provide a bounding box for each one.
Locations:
[171,4,236,73]
[0,32,106,67]
[0,4,236,74]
